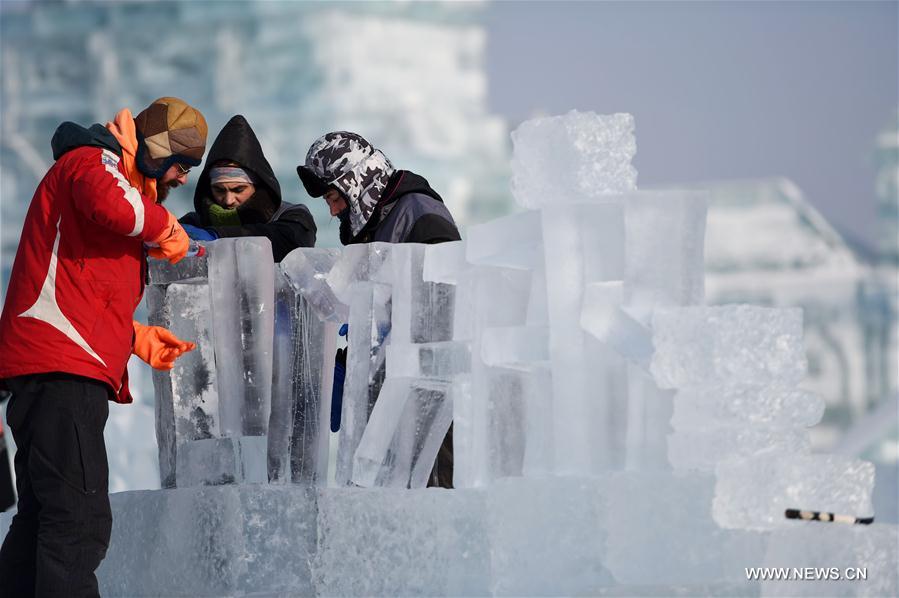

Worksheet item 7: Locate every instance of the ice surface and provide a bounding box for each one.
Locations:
[386,341,471,379]
[279,247,347,323]
[622,364,674,471]
[623,191,707,317]
[510,110,637,208]
[176,436,268,487]
[325,242,393,304]
[422,240,466,284]
[147,243,209,285]
[671,383,825,429]
[208,238,275,438]
[146,283,219,488]
[581,281,653,369]
[97,486,318,597]
[480,326,549,368]
[651,305,807,389]
[760,524,898,597]
[268,269,333,485]
[388,244,455,346]
[605,473,769,586]
[465,209,542,269]
[541,203,626,474]
[351,377,453,488]
[668,427,811,472]
[713,455,876,530]
[314,488,489,597]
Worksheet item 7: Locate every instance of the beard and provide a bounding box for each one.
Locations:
[155,180,178,203]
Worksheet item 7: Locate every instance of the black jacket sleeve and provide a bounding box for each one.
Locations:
[179,212,202,227]
[209,208,317,262]
[406,213,461,245]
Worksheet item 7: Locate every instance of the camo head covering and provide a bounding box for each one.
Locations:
[298,131,395,237]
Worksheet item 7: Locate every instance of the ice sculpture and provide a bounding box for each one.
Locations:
[34,109,889,597]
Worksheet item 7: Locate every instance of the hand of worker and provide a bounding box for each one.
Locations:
[132,321,196,370]
[181,224,218,241]
[147,211,190,264]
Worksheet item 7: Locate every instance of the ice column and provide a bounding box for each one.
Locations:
[268,247,343,485]
[352,244,461,488]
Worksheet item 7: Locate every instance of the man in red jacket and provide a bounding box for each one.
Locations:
[0,97,207,597]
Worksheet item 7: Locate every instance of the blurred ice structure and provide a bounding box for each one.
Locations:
[9,110,887,596]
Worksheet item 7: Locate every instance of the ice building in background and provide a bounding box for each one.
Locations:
[0,0,511,490]
[1,109,892,597]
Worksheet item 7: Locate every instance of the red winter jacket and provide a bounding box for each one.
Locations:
[0,119,170,402]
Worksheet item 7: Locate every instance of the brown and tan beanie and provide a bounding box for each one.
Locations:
[134,97,208,179]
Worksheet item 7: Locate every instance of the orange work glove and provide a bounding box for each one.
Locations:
[132,321,196,370]
[147,211,189,264]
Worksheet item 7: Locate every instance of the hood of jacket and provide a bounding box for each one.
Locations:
[299,131,395,237]
[51,122,122,161]
[192,115,282,226]
[340,169,445,244]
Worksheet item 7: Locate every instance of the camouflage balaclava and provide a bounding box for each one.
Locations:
[134,97,208,179]
[297,131,395,237]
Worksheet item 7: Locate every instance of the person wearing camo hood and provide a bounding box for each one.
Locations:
[298,132,460,489]
[297,131,460,246]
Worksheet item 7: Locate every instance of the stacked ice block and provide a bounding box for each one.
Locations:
[85,109,892,597]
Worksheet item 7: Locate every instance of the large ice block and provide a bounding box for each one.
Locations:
[510,110,637,208]
[422,240,466,284]
[326,242,393,304]
[147,282,219,488]
[208,238,275,438]
[280,247,347,323]
[351,377,453,489]
[386,341,471,379]
[388,244,455,345]
[668,427,811,473]
[268,269,334,485]
[671,384,825,430]
[466,209,542,270]
[541,202,626,474]
[97,486,318,596]
[651,305,807,389]
[604,472,769,586]
[480,326,549,368]
[580,281,653,369]
[713,455,876,530]
[314,488,489,597]
[176,436,268,487]
[623,191,707,317]
[147,244,209,284]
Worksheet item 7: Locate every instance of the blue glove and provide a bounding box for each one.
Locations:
[331,347,347,433]
[181,224,218,241]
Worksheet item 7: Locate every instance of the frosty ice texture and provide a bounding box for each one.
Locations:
[510,110,638,208]
[651,305,807,389]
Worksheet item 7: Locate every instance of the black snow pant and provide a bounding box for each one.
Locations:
[0,373,112,598]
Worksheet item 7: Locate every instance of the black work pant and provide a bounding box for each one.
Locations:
[0,374,112,598]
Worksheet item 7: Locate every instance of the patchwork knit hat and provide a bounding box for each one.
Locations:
[297,131,395,236]
[134,97,208,179]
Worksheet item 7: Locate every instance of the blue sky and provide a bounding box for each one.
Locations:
[485,1,898,246]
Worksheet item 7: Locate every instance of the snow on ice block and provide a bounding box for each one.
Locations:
[668,427,811,473]
[510,110,637,208]
[486,476,615,596]
[97,486,318,597]
[279,247,347,323]
[466,209,543,270]
[422,240,466,284]
[605,472,769,586]
[147,243,209,284]
[714,455,876,531]
[386,341,471,379]
[650,305,807,389]
[176,436,267,487]
[314,488,489,597]
[671,383,825,430]
[759,523,898,597]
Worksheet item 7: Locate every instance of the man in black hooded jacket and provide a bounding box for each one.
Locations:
[298,132,460,488]
[181,115,316,261]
